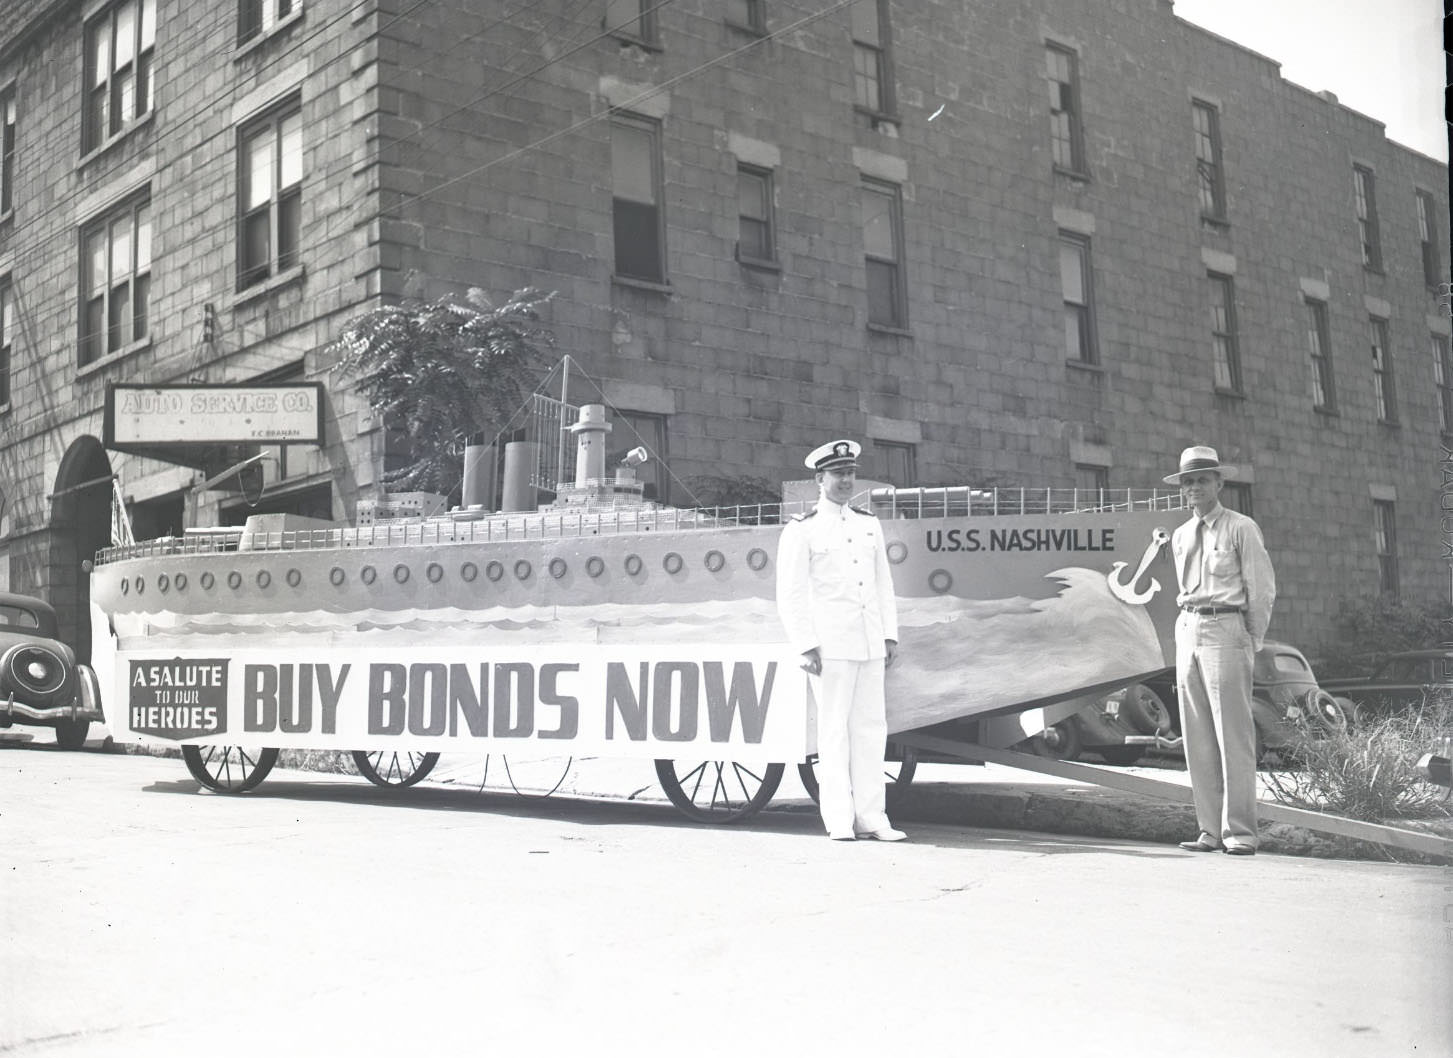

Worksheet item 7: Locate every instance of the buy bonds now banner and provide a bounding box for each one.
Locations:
[117,644,809,762]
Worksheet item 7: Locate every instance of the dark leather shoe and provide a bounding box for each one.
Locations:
[1223,844,1256,856]
[1178,837,1221,852]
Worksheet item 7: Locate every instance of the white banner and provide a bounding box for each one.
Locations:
[112,644,808,763]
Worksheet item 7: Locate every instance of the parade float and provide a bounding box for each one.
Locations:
[88,380,1196,822]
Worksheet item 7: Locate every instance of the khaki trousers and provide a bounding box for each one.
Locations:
[1176,611,1259,849]
[812,658,891,836]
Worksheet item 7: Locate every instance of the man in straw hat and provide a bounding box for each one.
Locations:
[1163,445,1276,856]
[776,439,905,841]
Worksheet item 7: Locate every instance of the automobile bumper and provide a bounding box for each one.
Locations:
[0,693,105,725]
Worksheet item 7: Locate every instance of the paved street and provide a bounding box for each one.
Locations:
[2,742,1449,1058]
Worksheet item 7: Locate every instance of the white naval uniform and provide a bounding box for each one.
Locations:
[776,497,900,836]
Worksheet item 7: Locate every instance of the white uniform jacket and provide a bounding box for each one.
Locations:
[775,498,900,661]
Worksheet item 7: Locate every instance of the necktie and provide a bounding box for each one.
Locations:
[1186,519,1206,592]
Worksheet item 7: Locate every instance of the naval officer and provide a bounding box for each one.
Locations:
[1165,445,1276,856]
[776,439,905,841]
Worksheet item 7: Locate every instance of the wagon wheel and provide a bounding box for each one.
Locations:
[654,759,784,824]
[352,749,440,788]
[182,745,279,793]
[796,743,919,806]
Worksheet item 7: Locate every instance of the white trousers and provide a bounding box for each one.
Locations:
[813,658,891,836]
[1176,611,1259,849]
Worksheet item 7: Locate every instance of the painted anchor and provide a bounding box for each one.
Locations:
[1107,526,1170,605]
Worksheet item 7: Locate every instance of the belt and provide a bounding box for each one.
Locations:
[1182,605,1243,616]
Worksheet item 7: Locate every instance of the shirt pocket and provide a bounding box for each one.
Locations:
[1209,546,1240,577]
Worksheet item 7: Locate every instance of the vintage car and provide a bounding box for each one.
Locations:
[0,591,104,750]
[1031,640,1347,766]
[1319,649,1453,720]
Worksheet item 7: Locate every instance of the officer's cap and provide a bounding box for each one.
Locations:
[805,439,861,473]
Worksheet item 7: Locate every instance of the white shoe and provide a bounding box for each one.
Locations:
[828,831,857,841]
[856,827,907,842]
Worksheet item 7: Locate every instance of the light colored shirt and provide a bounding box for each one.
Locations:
[776,498,899,660]
[1172,503,1276,648]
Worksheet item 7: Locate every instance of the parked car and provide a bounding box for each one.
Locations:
[0,591,104,749]
[1319,649,1453,720]
[1029,640,1347,765]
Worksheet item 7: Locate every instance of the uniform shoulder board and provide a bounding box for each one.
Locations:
[791,509,818,522]
[849,505,873,516]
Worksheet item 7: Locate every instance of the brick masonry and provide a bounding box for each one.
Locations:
[0,0,1447,654]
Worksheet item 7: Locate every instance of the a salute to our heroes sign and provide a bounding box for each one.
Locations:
[121,644,808,763]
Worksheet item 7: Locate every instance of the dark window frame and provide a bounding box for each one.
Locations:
[1372,499,1398,598]
[862,177,907,330]
[1352,164,1383,272]
[605,0,660,48]
[851,0,897,121]
[0,275,11,408]
[725,0,766,34]
[1415,189,1442,289]
[237,97,303,291]
[239,0,299,46]
[1046,42,1087,177]
[1192,99,1227,222]
[78,191,151,368]
[0,85,14,216]
[736,163,776,266]
[874,440,917,485]
[1208,271,1242,393]
[607,408,669,503]
[1304,297,1336,412]
[82,0,156,153]
[1368,315,1398,424]
[1073,463,1109,506]
[1059,231,1098,365]
[1433,332,1453,437]
[610,112,667,284]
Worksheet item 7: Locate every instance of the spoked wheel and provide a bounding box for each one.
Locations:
[182,745,278,793]
[796,743,919,806]
[352,749,440,788]
[654,759,784,824]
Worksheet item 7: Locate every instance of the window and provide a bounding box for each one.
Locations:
[238,100,302,289]
[0,277,11,407]
[1433,333,1453,435]
[1221,482,1253,518]
[1192,100,1226,221]
[851,1,894,116]
[1368,316,1397,423]
[611,114,665,283]
[607,410,668,502]
[736,164,775,264]
[605,0,658,46]
[726,0,765,33]
[1059,232,1096,364]
[1,87,14,215]
[1304,297,1335,411]
[1416,190,1442,289]
[1372,500,1398,598]
[1208,273,1241,392]
[1352,165,1382,271]
[240,0,297,44]
[862,178,906,328]
[80,193,151,366]
[83,0,156,152]
[874,441,916,485]
[1074,464,1108,505]
[1046,44,1086,174]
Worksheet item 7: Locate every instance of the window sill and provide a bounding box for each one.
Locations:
[724,19,766,37]
[737,254,780,273]
[1362,264,1385,277]
[612,274,673,295]
[867,322,912,338]
[1378,418,1401,429]
[1053,164,1091,184]
[77,110,156,170]
[611,32,663,52]
[76,336,151,379]
[1213,386,1245,400]
[235,8,305,59]
[232,264,306,307]
[1065,358,1104,374]
[1313,404,1340,418]
[0,207,12,229]
[854,106,901,132]
[1200,213,1230,230]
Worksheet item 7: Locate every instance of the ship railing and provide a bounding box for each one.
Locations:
[91,487,1184,564]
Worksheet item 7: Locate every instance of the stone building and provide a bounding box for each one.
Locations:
[0,0,1447,655]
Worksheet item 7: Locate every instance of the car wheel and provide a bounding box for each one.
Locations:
[1116,683,1173,735]
[54,719,89,751]
[1025,719,1081,761]
[1097,745,1144,767]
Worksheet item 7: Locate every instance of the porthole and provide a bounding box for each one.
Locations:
[200,572,215,590]
[361,565,377,585]
[286,569,302,588]
[227,571,242,590]
[586,556,605,578]
[747,548,769,571]
[624,554,644,576]
[427,563,444,583]
[704,550,725,573]
[461,562,478,583]
[929,569,953,594]
[394,564,411,584]
[663,552,683,575]
[549,558,567,579]
[120,579,130,595]
[256,570,271,589]
[134,577,145,595]
[157,574,169,593]
[174,573,187,592]
[330,567,346,587]
[886,540,909,564]
[486,561,504,582]
[514,559,532,580]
